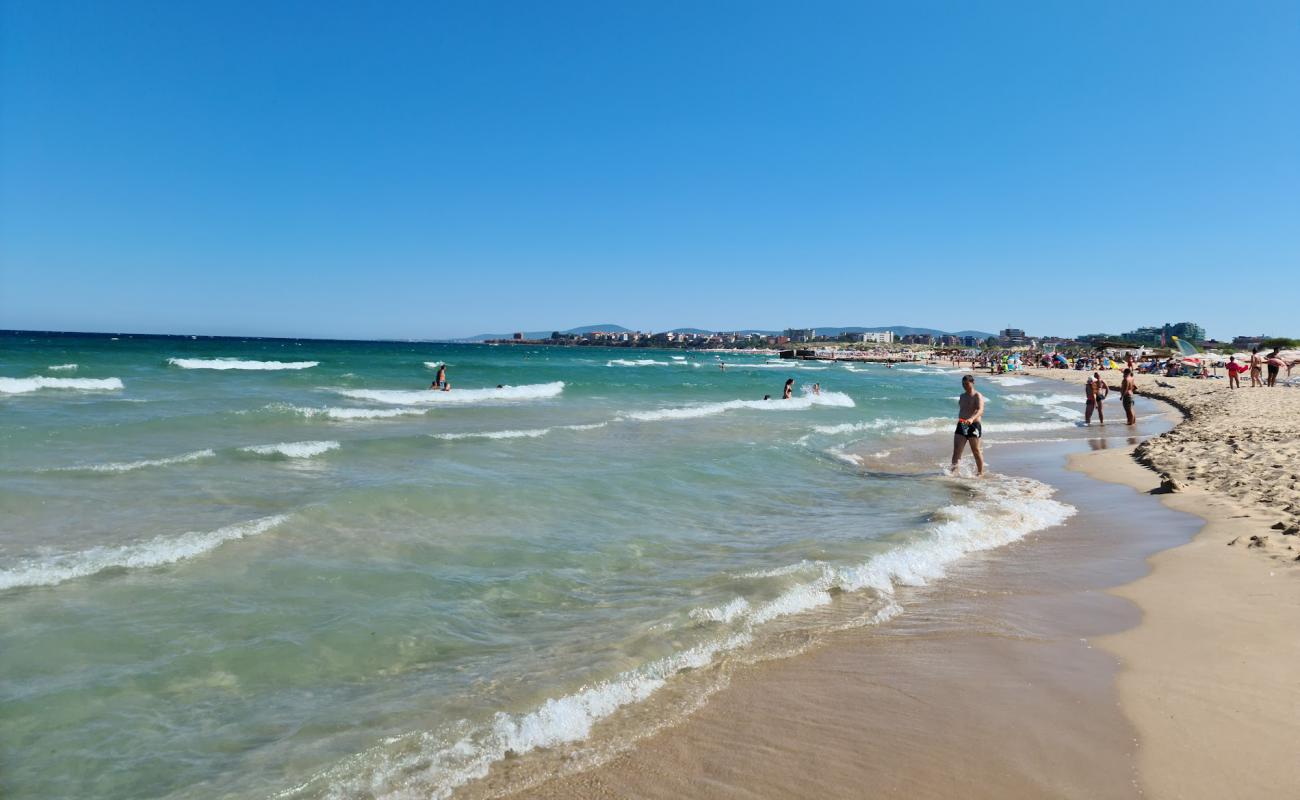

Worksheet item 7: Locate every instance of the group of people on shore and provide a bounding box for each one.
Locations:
[1223,347,1294,389]
[1083,369,1138,426]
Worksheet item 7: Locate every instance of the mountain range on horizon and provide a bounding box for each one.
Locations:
[459,324,998,342]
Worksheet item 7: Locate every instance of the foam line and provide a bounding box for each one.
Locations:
[168,358,318,370]
[0,376,123,394]
[0,515,290,590]
[335,382,564,406]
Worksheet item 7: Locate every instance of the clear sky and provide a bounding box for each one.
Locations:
[2,1,1296,341]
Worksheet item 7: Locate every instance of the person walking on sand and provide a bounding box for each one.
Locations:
[1120,368,1138,424]
[950,375,985,477]
[782,378,795,399]
[1250,347,1264,387]
[1226,356,1249,389]
[1265,348,1282,387]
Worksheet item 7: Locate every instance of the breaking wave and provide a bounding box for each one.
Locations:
[51,449,216,473]
[0,515,290,591]
[167,358,319,370]
[433,422,609,441]
[334,382,565,406]
[815,416,1077,437]
[47,363,78,371]
[240,441,340,458]
[0,376,124,394]
[606,359,676,367]
[622,390,854,422]
[282,405,428,421]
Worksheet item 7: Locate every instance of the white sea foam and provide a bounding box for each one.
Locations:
[167,357,318,370]
[0,376,124,394]
[240,441,340,458]
[0,515,289,591]
[985,376,1033,386]
[811,419,896,435]
[425,361,446,369]
[623,390,854,422]
[826,448,865,466]
[435,428,552,441]
[607,359,674,367]
[689,597,751,623]
[819,416,1078,438]
[671,356,687,361]
[335,381,564,406]
[47,363,78,371]
[433,422,609,441]
[297,631,752,800]
[285,405,428,421]
[709,475,1073,631]
[53,449,216,473]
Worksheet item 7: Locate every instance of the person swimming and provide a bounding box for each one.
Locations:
[812,382,821,395]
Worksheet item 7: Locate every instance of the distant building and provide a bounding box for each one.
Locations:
[784,328,816,343]
[901,334,934,345]
[962,336,980,347]
[1118,322,1206,346]
[999,328,1028,346]
[1232,335,1267,349]
[1165,322,1206,344]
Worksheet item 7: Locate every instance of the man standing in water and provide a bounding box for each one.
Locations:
[950,375,985,477]
[1120,368,1138,424]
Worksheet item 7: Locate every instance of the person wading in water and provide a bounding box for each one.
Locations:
[950,374,985,477]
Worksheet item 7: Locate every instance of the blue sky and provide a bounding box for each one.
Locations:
[2,1,1296,341]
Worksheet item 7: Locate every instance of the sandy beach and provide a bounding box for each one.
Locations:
[453,372,1300,800]
[1021,365,1300,552]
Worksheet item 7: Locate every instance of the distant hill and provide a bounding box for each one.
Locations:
[459,323,997,342]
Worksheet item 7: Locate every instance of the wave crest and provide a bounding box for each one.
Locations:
[623,390,854,422]
[335,382,564,406]
[0,515,290,591]
[167,358,318,370]
[240,441,340,458]
[0,376,123,394]
[53,449,216,473]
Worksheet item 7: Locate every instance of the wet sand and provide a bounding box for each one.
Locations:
[1076,448,1300,800]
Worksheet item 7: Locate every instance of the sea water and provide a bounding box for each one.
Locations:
[1,333,1106,798]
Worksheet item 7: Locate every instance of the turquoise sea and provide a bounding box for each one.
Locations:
[1,333,1115,798]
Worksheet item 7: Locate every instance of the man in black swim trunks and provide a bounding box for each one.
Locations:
[950,374,985,477]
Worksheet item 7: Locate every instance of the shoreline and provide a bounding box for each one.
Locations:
[457,373,1299,799]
